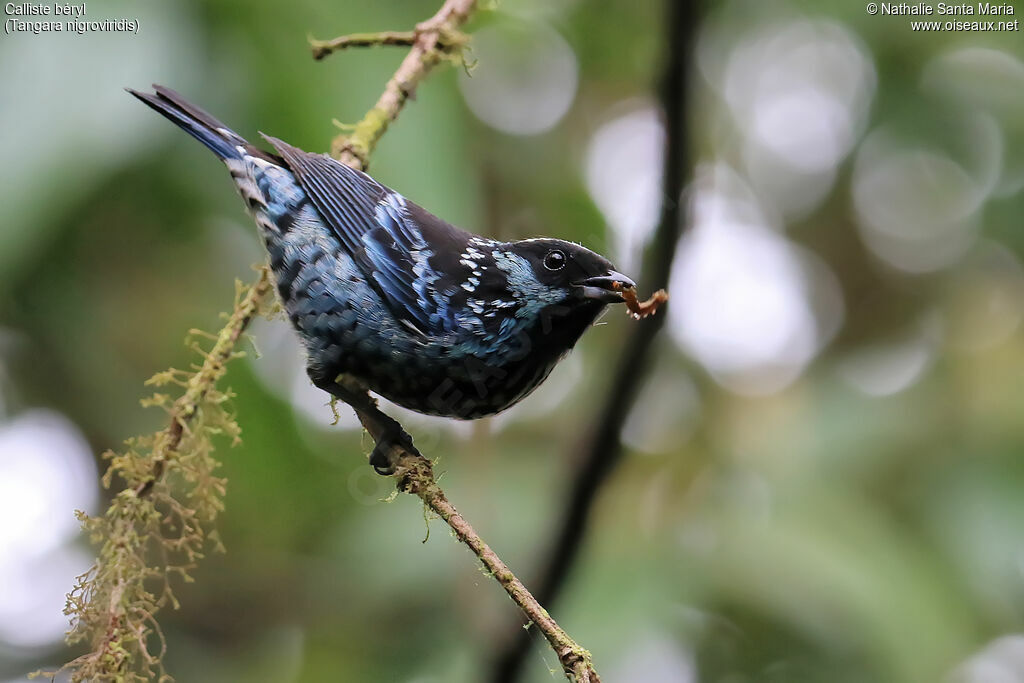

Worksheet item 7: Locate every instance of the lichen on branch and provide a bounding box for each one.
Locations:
[318,0,477,168]
[39,270,273,682]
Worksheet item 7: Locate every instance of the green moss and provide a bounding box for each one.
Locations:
[332,106,393,163]
[36,271,273,683]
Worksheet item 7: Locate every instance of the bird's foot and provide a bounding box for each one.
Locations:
[369,426,421,476]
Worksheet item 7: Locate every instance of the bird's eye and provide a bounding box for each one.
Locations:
[543,250,567,271]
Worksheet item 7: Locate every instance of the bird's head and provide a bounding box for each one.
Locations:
[505,238,636,306]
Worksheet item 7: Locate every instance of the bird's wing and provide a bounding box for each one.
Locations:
[263,135,470,337]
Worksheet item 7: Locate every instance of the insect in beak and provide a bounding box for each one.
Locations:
[574,271,637,303]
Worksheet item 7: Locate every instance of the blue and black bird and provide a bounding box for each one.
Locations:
[129,85,638,472]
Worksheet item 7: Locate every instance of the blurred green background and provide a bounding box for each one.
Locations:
[3,0,1024,681]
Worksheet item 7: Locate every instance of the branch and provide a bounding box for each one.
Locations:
[394,456,601,682]
[318,0,477,167]
[52,1,604,682]
[488,0,697,679]
[310,27,469,61]
[310,30,418,59]
[52,271,274,682]
[134,267,273,498]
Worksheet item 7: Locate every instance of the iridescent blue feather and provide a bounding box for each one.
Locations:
[129,85,632,419]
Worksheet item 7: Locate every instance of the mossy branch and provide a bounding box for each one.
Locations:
[316,0,477,168]
[50,0,602,681]
[393,455,602,682]
[310,27,470,60]
[310,30,418,58]
[133,269,274,499]
[43,270,273,682]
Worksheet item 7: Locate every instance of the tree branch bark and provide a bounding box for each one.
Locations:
[321,0,477,168]
[395,456,601,682]
[311,31,418,59]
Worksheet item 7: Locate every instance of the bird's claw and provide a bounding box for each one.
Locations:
[369,428,420,476]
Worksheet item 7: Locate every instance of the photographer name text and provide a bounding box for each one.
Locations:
[879,2,1013,14]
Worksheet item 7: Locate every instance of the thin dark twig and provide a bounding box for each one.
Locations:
[488,0,696,679]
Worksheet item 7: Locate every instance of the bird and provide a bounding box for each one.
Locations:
[129,85,638,473]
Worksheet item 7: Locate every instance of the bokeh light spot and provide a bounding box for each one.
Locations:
[0,410,98,649]
[585,104,665,274]
[669,165,843,395]
[853,137,985,273]
[458,19,578,136]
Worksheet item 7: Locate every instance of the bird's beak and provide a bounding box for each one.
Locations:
[574,271,637,303]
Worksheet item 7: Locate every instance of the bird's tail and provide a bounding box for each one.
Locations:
[127,85,248,161]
